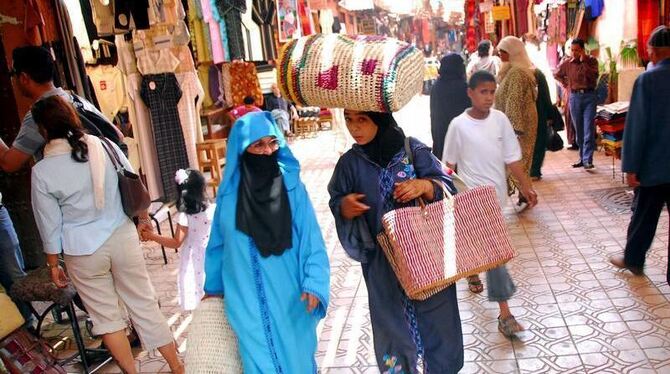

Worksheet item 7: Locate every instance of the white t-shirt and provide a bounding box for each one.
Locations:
[442,109,522,204]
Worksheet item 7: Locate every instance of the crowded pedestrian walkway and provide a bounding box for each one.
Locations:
[33,94,668,373]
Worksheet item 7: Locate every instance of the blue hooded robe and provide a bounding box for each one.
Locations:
[204,112,330,373]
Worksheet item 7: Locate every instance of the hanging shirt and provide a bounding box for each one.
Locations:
[87,65,127,121]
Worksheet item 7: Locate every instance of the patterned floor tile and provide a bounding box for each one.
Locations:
[611,296,670,321]
[512,327,578,359]
[580,350,653,373]
[558,299,623,326]
[643,347,670,372]
[569,322,641,354]
[627,319,670,349]
[463,333,516,361]
[460,360,520,374]
[517,355,584,374]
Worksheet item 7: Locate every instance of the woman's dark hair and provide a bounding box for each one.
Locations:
[176,169,208,215]
[468,71,497,89]
[31,95,88,162]
[477,40,491,57]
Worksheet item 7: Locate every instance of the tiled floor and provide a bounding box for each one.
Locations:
[44,97,669,373]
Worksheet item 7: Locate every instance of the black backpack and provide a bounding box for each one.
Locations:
[70,94,128,156]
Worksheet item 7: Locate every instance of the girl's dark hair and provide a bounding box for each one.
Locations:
[176,169,208,215]
[31,95,88,162]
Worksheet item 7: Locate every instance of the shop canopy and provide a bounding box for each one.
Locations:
[338,0,375,11]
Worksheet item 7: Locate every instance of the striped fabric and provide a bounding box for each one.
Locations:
[378,185,516,300]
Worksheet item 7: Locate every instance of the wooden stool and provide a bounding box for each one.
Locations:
[196,139,227,196]
[293,117,319,138]
[200,106,225,140]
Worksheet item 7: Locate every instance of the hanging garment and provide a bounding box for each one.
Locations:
[197,63,214,107]
[114,0,151,30]
[515,0,529,36]
[90,0,116,36]
[136,47,181,75]
[207,0,231,62]
[297,0,314,36]
[173,45,196,73]
[228,62,263,107]
[176,72,205,168]
[319,9,333,34]
[55,0,86,97]
[140,73,190,201]
[188,0,211,62]
[126,74,163,200]
[221,63,233,107]
[79,0,100,41]
[252,0,278,60]
[87,64,127,121]
[638,0,661,61]
[585,0,604,19]
[241,0,264,61]
[115,33,138,74]
[209,64,223,105]
[213,1,246,60]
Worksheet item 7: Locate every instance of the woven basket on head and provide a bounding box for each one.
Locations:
[185,297,242,373]
[277,34,424,113]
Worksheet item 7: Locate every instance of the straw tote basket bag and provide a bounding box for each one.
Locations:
[277,34,424,112]
[185,297,242,373]
[377,140,517,301]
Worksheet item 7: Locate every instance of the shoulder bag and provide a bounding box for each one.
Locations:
[100,138,151,217]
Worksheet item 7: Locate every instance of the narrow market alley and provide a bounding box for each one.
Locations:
[42,96,670,374]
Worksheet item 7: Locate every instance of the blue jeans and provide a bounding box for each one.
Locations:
[486,264,517,302]
[569,92,598,164]
[0,206,32,321]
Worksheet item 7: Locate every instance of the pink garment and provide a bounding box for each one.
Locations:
[200,0,225,63]
[230,105,261,119]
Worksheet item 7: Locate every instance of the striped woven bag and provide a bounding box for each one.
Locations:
[276,34,424,112]
[377,143,516,300]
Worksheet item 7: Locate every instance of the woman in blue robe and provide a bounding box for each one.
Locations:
[204,112,330,373]
[328,111,463,373]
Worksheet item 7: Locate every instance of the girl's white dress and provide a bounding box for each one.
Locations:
[178,204,216,311]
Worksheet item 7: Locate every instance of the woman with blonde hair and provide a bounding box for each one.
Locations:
[495,36,539,206]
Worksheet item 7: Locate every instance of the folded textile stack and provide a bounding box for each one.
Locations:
[595,101,628,159]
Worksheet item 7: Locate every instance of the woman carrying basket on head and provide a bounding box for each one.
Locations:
[277,34,464,373]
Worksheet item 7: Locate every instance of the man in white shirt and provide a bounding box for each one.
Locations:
[442,71,537,339]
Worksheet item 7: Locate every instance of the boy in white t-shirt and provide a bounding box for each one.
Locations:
[442,71,538,338]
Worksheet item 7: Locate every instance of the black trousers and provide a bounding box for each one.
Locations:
[624,183,670,284]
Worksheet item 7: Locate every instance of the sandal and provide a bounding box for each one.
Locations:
[498,315,524,338]
[466,275,484,294]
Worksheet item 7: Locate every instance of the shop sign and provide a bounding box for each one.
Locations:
[491,5,511,21]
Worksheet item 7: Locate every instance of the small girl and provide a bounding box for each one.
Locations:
[142,169,215,311]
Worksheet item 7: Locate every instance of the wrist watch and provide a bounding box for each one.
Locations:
[46,262,60,270]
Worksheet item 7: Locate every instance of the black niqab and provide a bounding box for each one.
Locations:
[236,151,292,257]
[359,112,406,167]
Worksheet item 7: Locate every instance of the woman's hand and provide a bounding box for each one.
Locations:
[301,292,320,313]
[393,180,433,203]
[340,193,370,220]
[50,266,69,288]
